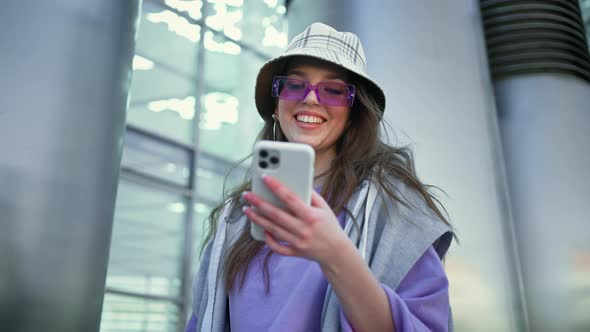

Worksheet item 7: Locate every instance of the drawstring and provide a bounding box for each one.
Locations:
[340,181,376,260]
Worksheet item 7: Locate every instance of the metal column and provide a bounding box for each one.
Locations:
[480,1,590,330]
[0,1,140,331]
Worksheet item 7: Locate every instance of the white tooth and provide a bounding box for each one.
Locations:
[297,115,323,123]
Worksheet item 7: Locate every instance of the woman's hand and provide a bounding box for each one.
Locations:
[241,175,350,265]
[243,176,395,331]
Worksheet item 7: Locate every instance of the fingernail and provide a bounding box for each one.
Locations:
[242,206,248,213]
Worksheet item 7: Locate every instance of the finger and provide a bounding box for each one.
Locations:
[243,192,304,236]
[311,190,329,208]
[261,175,313,219]
[244,207,298,245]
[265,231,296,256]
[239,193,247,205]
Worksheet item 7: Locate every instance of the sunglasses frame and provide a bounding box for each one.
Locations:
[271,76,356,107]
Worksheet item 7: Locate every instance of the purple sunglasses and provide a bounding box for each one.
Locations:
[272,76,356,107]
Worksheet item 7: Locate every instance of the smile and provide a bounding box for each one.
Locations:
[295,114,325,124]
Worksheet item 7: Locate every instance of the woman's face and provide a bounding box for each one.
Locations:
[275,61,351,158]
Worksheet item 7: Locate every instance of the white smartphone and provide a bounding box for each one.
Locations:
[250,141,315,241]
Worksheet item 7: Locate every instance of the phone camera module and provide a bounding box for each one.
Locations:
[259,150,269,158]
[269,156,279,164]
[259,161,268,169]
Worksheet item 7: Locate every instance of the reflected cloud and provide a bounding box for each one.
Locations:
[264,0,278,8]
[204,31,241,54]
[144,93,240,126]
[147,96,195,120]
[196,167,216,179]
[165,0,203,20]
[206,3,243,40]
[146,10,202,43]
[193,203,209,214]
[182,167,190,178]
[132,55,154,71]
[200,92,239,130]
[167,202,186,214]
[262,25,287,48]
[207,0,243,7]
[166,163,177,173]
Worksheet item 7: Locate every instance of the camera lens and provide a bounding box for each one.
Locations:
[269,156,279,164]
[259,150,268,158]
[259,161,268,169]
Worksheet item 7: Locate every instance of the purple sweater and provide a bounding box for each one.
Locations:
[185,209,449,331]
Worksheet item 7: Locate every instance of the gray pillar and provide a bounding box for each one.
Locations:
[480,1,590,330]
[288,1,526,331]
[495,74,590,331]
[0,1,139,331]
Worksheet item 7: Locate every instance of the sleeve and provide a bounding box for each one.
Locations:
[185,313,198,332]
[339,246,450,332]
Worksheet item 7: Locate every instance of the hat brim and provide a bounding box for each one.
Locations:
[255,48,386,123]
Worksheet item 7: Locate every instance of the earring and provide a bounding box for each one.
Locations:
[272,113,278,141]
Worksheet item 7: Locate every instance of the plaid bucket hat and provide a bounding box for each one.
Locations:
[255,22,386,122]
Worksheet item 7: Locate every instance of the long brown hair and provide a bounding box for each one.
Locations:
[201,70,453,293]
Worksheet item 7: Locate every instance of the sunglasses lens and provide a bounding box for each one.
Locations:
[318,82,350,106]
[278,78,307,100]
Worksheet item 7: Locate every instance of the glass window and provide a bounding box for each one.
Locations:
[121,127,193,188]
[127,68,196,144]
[104,1,288,330]
[100,294,180,332]
[106,180,186,298]
[195,151,249,204]
[190,152,248,275]
[127,1,201,143]
[205,0,288,56]
[137,1,202,76]
[199,39,266,161]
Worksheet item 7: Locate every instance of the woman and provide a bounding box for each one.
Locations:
[186,22,454,332]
